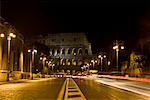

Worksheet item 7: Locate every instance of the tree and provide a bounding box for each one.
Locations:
[128,52,144,77]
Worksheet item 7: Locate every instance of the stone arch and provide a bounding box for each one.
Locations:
[66,59,71,65]
[85,49,88,55]
[52,49,55,55]
[57,49,60,55]
[72,48,77,55]
[78,59,83,66]
[62,48,65,55]
[78,48,83,55]
[67,48,71,54]
[60,59,63,65]
[62,59,66,65]
[72,59,76,66]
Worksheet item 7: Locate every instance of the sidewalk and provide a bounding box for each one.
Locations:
[0,78,54,85]
[0,79,29,85]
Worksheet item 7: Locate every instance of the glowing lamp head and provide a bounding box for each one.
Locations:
[28,49,31,52]
[121,46,124,49]
[34,49,37,53]
[40,57,43,60]
[103,55,106,58]
[98,55,102,58]
[10,33,16,38]
[43,57,46,60]
[113,46,116,49]
[91,60,94,63]
[0,33,4,37]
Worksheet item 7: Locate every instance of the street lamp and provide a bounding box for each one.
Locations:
[7,33,16,73]
[113,40,124,73]
[91,60,95,69]
[0,33,16,72]
[1,33,16,64]
[28,49,37,79]
[98,55,106,72]
[0,33,4,37]
[40,56,47,74]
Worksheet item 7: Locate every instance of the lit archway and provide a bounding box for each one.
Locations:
[72,48,77,55]
[78,48,82,55]
[72,59,76,66]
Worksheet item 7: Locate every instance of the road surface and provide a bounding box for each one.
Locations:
[74,78,149,100]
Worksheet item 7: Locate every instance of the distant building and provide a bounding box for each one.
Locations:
[34,33,93,71]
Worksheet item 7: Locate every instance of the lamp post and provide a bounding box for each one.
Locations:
[28,49,37,79]
[98,55,106,72]
[91,60,95,69]
[40,56,46,74]
[113,40,124,73]
[0,33,16,66]
[7,33,16,70]
[0,32,16,79]
[0,33,4,67]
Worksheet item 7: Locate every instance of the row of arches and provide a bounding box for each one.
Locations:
[59,59,84,66]
[50,48,89,56]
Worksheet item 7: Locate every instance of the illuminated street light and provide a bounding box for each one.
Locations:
[121,46,124,50]
[40,56,47,74]
[33,49,37,53]
[0,33,4,37]
[10,32,16,38]
[28,49,31,53]
[91,60,95,69]
[43,57,46,60]
[108,61,111,66]
[28,49,37,79]
[91,60,94,63]
[40,57,43,60]
[113,40,124,72]
[7,33,16,65]
[0,32,16,81]
[103,55,106,58]
[98,54,107,72]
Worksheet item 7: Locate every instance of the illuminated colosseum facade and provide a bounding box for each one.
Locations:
[36,33,93,72]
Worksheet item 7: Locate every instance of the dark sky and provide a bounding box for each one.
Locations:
[1,0,150,53]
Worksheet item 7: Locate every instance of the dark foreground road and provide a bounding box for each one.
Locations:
[74,78,149,100]
[0,78,65,100]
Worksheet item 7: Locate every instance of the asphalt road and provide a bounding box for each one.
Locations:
[0,78,65,100]
[74,78,149,100]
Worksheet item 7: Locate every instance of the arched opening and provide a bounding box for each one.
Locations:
[72,48,77,55]
[78,60,83,66]
[57,49,60,55]
[62,49,65,54]
[52,49,55,55]
[78,48,82,55]
[66,59,71,65]
[85,49,88,55]
[67,48,71,54]
[62,59,66,65]
[72,59,76,66]
[60,59,63,65]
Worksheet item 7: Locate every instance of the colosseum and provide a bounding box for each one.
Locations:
[35,33,93,72]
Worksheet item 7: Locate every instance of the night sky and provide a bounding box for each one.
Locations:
[1,0,150,53]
